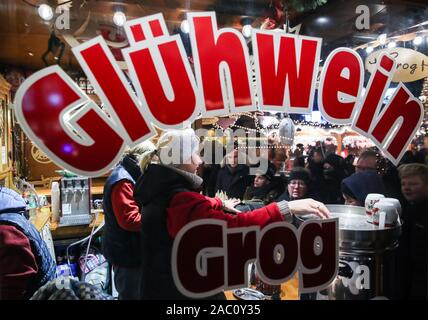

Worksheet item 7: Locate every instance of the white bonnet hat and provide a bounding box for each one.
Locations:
[156,128,200,166]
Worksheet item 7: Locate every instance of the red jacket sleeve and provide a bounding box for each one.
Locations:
[111,181,141,232]
[167,192,284,238]
[0,225,38,300]
[204,196,223,210]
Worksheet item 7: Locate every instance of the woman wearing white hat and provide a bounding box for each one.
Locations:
[133,128,330,299]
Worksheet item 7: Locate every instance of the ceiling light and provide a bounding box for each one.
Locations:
[180,20,190,33]
[387,41,396,48]
[413,36,423,45]
[242,24,252,38]
[113,11,126,27]
[38,4,54,21]
[316,17,329,25]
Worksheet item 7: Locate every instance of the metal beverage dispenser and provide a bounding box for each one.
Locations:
[59,177,92,226]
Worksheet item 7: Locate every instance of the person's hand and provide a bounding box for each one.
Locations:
[288,198,330,219]
[223,198,241,213]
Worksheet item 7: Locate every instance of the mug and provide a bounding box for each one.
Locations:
[378,198,402,218]
[365,194,385,223]
[372,201,398,228]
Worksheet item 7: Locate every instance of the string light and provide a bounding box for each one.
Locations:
[413,36,423,46]
[292,120,345,129]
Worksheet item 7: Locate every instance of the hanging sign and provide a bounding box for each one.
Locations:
[365,47,428,82]
[12,10,423,300]
[12,11,424,171]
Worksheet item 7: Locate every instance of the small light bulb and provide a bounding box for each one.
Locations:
[181,20,190,33]
[378,34,387,45]
[113,11,126,27]
[242,24,252,38]
[38,4,54,21]
[413,36,423,46]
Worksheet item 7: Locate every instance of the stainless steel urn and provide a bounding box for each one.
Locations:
[295,205,402,300]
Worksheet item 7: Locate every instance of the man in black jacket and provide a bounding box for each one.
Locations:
[398,163,428,300]
[215,149,253,199]
[102,141,156,299]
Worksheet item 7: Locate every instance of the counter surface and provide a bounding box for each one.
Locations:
[30,207,104,239]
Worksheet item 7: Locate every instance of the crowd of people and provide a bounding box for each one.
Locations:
[1,128,427,300]
[103,130,427,300]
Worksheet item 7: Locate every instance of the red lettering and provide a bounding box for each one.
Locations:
[172,220,225,298]
[353,54,395,134]
[14,67,124,176]
[370,84,423,164]
[173,219,338,298]
[253,31,321,113]
[227,228,257,287]
[258,223,298,283]
[73,38,153,143]
[319,48,363,124]
[300,220,338,291]
[124,16,200,128]
[188,12,255,116]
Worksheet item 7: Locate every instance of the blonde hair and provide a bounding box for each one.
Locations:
[123,140,156,171]
[398,163,428,184]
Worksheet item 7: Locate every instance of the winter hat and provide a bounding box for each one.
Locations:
[0,187,27,214]
[156,128,200,167]
[324,154,345,169]
[288,167,311,185]
[256,162,276,181]
[341,170,386,204]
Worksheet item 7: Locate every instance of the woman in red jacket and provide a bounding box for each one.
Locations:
[133,128,330,299]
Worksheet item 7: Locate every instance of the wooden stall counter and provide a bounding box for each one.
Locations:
[29,207,56,260]
[30,207,104,240]
[50,211,104,240]
[30,207,51,232]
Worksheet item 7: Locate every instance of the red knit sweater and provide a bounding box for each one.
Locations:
[167,191,284,238]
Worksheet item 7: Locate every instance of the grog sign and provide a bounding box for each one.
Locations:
[172,219,338,298]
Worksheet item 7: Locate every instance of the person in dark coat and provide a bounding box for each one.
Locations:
[0,187,56,299]
[199,140,225,197]
[341,170,386,206]
[306,147,325,197]
[276,167,320,202]
[320,154,347,204]
[344,154,356,177]
[243,162,282,204]
[355,149,402,201]
[397,163,428,300]
[102,141,156,300]
[355,149,378,172]
[133,129,331,300]
[215,149,254,199]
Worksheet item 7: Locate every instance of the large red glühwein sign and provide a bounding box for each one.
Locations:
[14,12,423,177]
